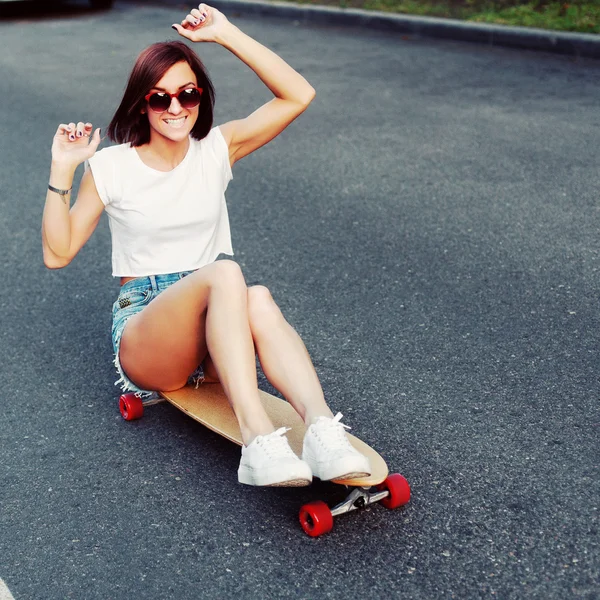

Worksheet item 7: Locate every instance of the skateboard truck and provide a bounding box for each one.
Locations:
[331,486,389,514]
[299,474,410,537]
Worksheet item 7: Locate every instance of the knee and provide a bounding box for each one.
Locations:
[247,285,282,333]
[211,259,246,292]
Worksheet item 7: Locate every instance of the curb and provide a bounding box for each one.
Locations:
[0,580,15,600]
[145,0,600,59]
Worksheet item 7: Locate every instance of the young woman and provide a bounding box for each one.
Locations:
[42,3,370,487]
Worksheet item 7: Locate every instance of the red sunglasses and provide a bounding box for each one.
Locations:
[144,86,203,113]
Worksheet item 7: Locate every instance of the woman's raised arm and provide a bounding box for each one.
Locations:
[173,4,316,165]
[42,122,105,269]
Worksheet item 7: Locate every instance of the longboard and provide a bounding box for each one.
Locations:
[119,383,410,536]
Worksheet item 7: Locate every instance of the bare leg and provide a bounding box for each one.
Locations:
[118,261,274,444]
[201,283,369,482]
[246,286,334,425]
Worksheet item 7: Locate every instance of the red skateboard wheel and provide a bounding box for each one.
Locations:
[119,393,144,421]
[299,501,334,537]
[377,473,411,509]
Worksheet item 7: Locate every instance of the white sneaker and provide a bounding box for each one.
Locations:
[302,413,371,481]
[238,427,313,487]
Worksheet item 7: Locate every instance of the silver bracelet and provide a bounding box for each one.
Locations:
[48,184,72,196]
[48,184,71,204]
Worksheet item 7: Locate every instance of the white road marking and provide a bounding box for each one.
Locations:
[0,580,15,600]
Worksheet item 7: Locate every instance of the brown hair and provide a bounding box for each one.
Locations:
[107,41,215,146]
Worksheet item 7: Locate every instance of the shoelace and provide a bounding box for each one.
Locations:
[312,412,354,452]
[255,427,295,457]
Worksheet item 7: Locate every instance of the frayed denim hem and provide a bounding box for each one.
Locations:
[113,334,155,399]
[189,365,205,389]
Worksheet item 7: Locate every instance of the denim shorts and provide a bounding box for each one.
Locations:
[111,270,202,396]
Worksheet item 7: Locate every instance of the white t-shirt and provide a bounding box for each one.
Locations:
[87,127,233,277]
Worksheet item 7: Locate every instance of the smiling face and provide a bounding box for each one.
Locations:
[143,60,200,144]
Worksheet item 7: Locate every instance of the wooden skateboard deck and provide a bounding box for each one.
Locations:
[159,383,388,487]
[119,383,410,536]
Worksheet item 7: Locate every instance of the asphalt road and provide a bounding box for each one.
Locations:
[1,1,599,598]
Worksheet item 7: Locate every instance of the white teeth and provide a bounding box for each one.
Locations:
[165,117,186,127]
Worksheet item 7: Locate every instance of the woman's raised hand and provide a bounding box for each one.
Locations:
[172,4,229,43]
[51,122,102,169]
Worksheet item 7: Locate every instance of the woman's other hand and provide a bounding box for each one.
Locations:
[51,122,102,169]
[172,4,230,43]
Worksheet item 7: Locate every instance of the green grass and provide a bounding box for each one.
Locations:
[282,0,600,33]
